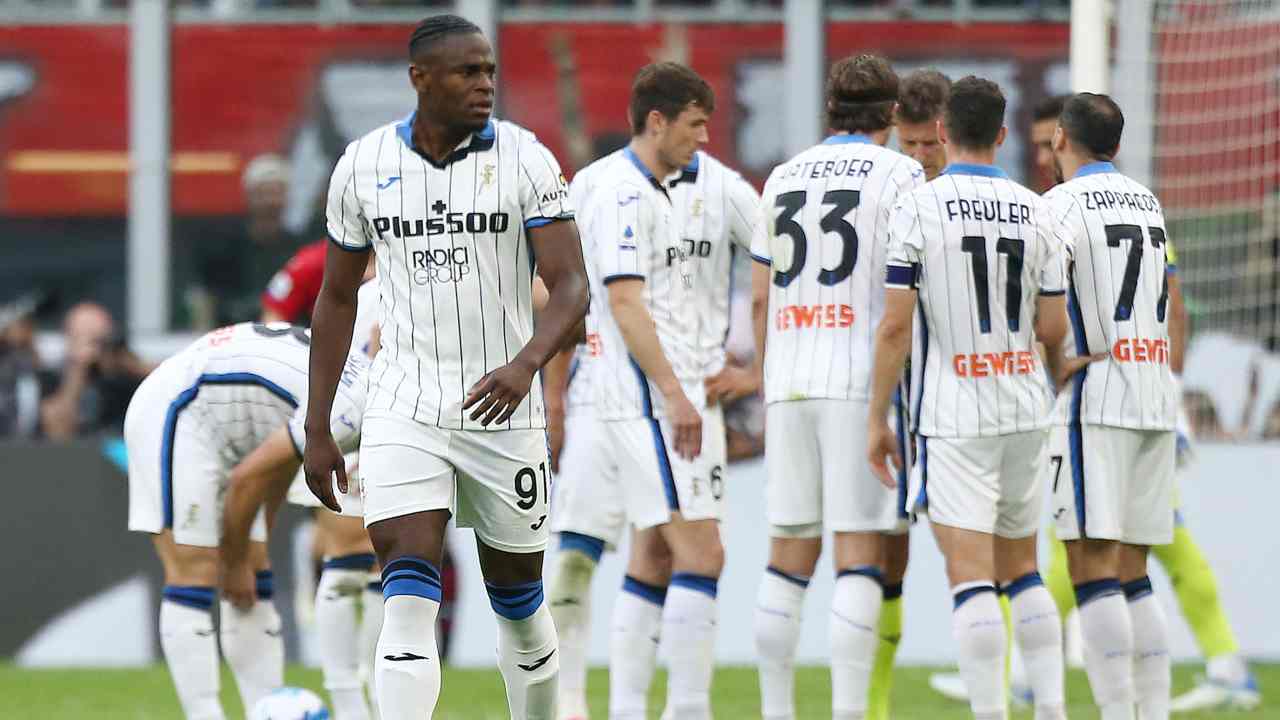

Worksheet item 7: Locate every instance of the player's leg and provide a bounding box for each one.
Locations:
[476,541,560,720]
[922,436,1008,720]
[829,531,885,720]
[314,510,378,720]
[611,525,672,720]
[548,413,624,720]
[220,536,285,712]
[755,401,821,720]
[1055,423,1135,720]
[866,533,908,720]
[360,413,459,718]
[151,532,226,720]
[658,514,725,720]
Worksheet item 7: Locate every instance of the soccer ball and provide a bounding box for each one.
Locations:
[249,687,331,720]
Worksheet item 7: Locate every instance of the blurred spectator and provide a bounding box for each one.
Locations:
[262,244,376,324]
[39,302,153,440]
[0,296,43,439]
[1185,389,1229,441]
[188,154,306,327]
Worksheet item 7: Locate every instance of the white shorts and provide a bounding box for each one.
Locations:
[909,430,1048,539]
[1050,424,1175,545]
[764,399,906,537]
[359,410,553,554]
[549,411,625,548]
[286,452,365,518]
[125,361,267,548]
[552,405,728,542]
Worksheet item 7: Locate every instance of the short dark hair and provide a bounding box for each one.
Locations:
[944,76,1006,150]
[629,62,715,136]
[1032,93,1070,124]
[1060,92,1124,160]
[897,69,951,124]
[826,54,899,134]
[408,14,482,61]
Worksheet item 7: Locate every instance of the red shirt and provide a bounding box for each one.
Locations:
[260,240,327,322]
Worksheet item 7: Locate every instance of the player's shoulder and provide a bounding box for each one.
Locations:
[343,120,400,158]
[492,118,551,153]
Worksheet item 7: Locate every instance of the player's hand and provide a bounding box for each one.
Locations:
[666,391,703,461]
[547,407,566,474]
[867,419,900,489]
[1055,352,1110,389]
[303,430,346,513]
[220,560,256,611]
[464,359,537,426]
[704,363,761,406]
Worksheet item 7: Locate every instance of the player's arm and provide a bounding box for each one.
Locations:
[543,346,572,473]
[750,260,770,389]
[304,148,370,512]
[220,427,301,609]
[705,172,765,405]
[1167,272,1188,375]
[867,286,917,488]
[608,278,702,460]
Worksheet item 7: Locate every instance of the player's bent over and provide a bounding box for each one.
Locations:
[303,15,588,719]
[867,77,1087,720]
[750,54,925,720]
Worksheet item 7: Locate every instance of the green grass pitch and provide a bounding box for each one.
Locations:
[1,663,1272,718]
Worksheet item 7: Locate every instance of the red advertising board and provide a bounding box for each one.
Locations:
[0,22,1068,218]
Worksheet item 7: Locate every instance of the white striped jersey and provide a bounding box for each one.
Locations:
[559,156,608,419]
[751,135,925,403]
[1044,162,1177,430]
[156,322,369,463]
[577,147,700,420]
[326,114,573,431]
[886,163,1068,438]
[351,278,380,358]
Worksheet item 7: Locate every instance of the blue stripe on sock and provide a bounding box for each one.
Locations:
[381,556,442,602]
[163,585,215,611]
[366,580,382,593]
[255,570,275,600]
[486,580,544,620]
[1075,578,1123,607]
[953,584,997,609]
[1122,576,1154,602]
[766,565,810,589]
[883,582,904,601]
[837,565,884,584]
[670,572,718,598]
[1001,571,1044,599]
[323,553,377,571]
[558,532,606,563]
[622,575,668,606]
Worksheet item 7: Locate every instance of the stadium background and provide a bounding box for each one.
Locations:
[1,0,1278,714]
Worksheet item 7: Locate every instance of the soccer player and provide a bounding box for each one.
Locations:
[896,69,952,182]
[302,14,589,720]
[545,99,760,719]
[561,63,723,720]
[1030,95,1069,194]
[749,54,924,720]
[867,76,1084,720]
[124,322,369,720]
[1043,92,1179,720]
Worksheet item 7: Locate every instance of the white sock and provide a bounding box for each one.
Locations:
[318,562,374,720]
[609,576,666,720]
[754,567,809,720]
[548,537,602,719]
[1077,579,1136,720]
[662,573,719,720]
[360,576,385,717]
[375,559,443,719]
[159,588,225,720]
[219,572,284,712]
[489,582,559,720]
[1006,573,1066,720]
[830,568,882,720]
[952,582,1007,720]
[1126,578,1170,720]
[1206,653,1249,687]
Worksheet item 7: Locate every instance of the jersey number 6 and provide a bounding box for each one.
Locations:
[771,189,860,288]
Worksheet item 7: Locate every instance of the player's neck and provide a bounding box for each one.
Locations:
[945,146,998,168]
[1057,153,1093,181]
[832,128,891,146]
[627,138,678,181]
[410,112,473,165]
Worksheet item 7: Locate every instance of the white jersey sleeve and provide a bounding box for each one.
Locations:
[518,136,574,228]
[888,166,1059,439]
[1045,162,1177,430]
[596,182,657,283]
[351,279,380,358]
[326,141,373,252]
[757,136,925,403]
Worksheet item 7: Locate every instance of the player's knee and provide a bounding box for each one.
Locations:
[161,543,219,586]
[1065,538,1119,581]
